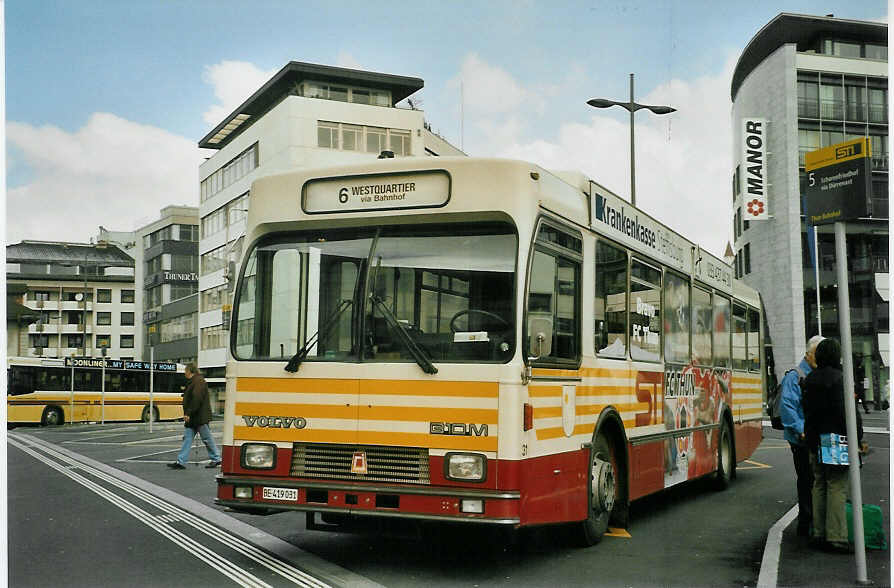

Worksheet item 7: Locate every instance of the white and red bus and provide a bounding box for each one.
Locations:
[215,157,766,544]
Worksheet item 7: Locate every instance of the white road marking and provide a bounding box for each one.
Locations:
[10,433,331,587]
[756,505,798,588]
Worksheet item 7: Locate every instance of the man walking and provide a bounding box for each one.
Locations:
[779,335,823,536]
[168,363,221,469]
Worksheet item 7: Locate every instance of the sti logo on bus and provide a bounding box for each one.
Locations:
[430,422,489,436]
[242,415,307,429]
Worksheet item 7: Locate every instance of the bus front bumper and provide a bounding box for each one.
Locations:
[216,475,521,525]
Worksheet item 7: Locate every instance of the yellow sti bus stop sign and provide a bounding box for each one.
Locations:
[804,138,872,225]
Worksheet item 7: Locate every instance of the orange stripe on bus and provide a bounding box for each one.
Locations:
[235,403,355,419]
[234,427,498,451]
[235,378,499,397]
[360,380,498,397]
[236,378,358,394]
[358,406,497,422]
[528,386,562,398]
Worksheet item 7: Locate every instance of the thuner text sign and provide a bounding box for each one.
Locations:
[303,170,450,214]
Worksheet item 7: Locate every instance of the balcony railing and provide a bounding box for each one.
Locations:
[871,156,888,171]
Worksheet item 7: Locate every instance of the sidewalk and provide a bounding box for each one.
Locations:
[776,431,890,587]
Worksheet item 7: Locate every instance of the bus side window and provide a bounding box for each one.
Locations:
[747,306,761,372]
[713,295,731,368]
[663,272,690,365]
[629,260,661,361]
[594,241,627,358]
[526,248,580,364]
[732,303,748,370]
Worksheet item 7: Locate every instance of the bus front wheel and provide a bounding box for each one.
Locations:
[141,405,160,423]
[578,430,618,546]
[41,406,64,426]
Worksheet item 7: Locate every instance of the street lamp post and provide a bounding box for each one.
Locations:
[587,73,676,208]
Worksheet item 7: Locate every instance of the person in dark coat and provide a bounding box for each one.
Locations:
[803,338,850,552]
[168,363,221,469]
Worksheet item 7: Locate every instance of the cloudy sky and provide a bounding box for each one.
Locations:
[5,1,888,257]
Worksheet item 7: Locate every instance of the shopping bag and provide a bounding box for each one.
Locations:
[819,432,849,466]
[846,502,888,550]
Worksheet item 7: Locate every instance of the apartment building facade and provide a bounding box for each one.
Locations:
[7,241,137,360]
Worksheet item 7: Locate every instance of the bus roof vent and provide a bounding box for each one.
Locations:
[377,150,395,159]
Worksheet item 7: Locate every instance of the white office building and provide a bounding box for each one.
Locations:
[196,61,464,402]
[731,13,888,402]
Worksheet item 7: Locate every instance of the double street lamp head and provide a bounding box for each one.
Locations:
[586,97,676,115]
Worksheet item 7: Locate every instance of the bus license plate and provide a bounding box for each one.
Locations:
[262,487,298,501]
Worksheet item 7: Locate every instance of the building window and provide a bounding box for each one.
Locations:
[120,335,134,349]
[179,224,199,242]
[160,314,197,343]
[798,81,819,118]
[33,291,51,301]
[301,82,390,106]
[30,334,50,348]
[67,334,84,349]
[97,312,112,326]
[317,121,412,156]
[743,243,751,275]
[120,312,135,326]
[820,83,844,120]
[201,325,226,350]
[200,143,259,203]
[121,289,134,303]
[869,88,887,124]
[865,44,887,60]
[202,284,228,313]
[318,122,339,149]
[95,334,111,349]
[97,289,112,303]
[201,246,228,276]
[170,284,198,301]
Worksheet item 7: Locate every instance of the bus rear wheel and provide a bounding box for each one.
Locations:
[141,405,160,423]
[578,430,617,546]
[42,406,64,426]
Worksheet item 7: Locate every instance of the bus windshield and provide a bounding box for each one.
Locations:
[233,221,517,365]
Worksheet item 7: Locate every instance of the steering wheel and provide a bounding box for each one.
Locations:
[449,309,510,333]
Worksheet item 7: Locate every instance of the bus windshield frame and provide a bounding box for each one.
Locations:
[231,220,518,367]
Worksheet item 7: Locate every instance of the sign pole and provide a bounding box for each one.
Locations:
[834,221,867,582]
[101,356,106,425]
[70,360,75,425]
[149,347,154,434]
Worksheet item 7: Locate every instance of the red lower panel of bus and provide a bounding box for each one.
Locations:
[218,423,760,526]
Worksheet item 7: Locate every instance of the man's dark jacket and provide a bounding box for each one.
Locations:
[803,365,865,448]
[182,372,212,429]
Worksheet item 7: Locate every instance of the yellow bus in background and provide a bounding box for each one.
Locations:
[7,356,186,426]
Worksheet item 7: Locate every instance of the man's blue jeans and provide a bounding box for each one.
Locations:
[177,423,221,465]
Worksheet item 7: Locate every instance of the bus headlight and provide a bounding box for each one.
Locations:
[445,453,486,482]
[241,443,276,469]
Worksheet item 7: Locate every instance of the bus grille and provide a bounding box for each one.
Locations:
[290,443,431,485]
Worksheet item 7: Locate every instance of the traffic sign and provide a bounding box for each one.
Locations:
[805,138,872,225]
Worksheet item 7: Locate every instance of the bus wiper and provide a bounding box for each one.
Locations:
[370,293,438,375]
[284,299,353,373]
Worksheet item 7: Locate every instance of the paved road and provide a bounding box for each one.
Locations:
[7,419,890,587]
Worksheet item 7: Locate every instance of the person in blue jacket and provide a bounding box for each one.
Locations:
[780,335,824,537]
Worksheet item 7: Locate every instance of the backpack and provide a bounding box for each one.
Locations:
[769,366,805,430]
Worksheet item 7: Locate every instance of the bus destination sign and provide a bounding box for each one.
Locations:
[805,138,872,225]
[303,170,450,214]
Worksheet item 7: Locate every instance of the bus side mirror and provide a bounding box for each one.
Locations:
[527,316,553,361]
[226,261,236,292]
